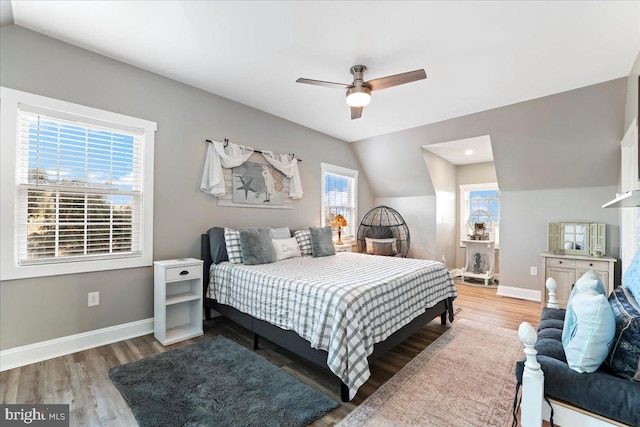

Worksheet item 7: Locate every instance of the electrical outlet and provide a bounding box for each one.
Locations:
[530,267,538,276]
[88,292,99,307]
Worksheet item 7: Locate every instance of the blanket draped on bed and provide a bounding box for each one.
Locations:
[209,252,457,399]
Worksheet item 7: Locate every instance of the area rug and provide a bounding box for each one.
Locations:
[338,319,520,427]
[109,336,338,427]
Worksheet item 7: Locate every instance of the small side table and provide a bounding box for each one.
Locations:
[154,258,204,346]
[334,243,352,253]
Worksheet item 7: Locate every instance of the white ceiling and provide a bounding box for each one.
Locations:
[5,1,640,143]
[423,135,494,166]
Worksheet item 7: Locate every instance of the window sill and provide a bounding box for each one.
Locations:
[0,255,153,281]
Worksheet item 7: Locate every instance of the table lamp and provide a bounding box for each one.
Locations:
[331,214,348,245]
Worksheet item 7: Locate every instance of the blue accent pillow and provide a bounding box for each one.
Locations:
[605,287,640,381]
[309,226,336,257]
[562,285,615,373]
[622,249,640,302]
[568,270,606,303]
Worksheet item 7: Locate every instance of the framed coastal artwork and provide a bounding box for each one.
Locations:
[217,161,292,209]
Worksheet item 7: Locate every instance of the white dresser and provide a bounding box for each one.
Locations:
[540,252,616,308]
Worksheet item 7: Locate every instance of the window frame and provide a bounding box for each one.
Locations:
[459,182,500,248]
[320,162,358,241]
[0,87,156,280]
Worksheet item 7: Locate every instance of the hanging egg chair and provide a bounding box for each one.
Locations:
[357,205,410,257]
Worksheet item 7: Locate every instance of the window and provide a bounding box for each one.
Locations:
[321,163,358,240]
[459,183,500,246]
[1,87,156,280]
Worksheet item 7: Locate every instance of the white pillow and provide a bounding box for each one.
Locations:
[272,237,301,261]
[365,237,397,254]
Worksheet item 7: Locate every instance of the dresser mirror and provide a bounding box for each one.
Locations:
[547,222,606,256]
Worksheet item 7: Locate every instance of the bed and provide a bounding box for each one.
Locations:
[201,227,458,401]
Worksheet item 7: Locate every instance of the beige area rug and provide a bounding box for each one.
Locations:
[338,319,520,427]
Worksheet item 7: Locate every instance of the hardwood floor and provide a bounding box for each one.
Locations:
[0,285,541,426]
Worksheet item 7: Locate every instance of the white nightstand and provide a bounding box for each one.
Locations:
[154,258,204,346]
[334,243,352,253]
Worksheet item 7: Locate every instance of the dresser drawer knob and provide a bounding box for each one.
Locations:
[558,261,562,264]
[589,263,593,267]
[180,270,189,276]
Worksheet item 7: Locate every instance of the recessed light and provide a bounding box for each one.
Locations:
[464,149,474,155]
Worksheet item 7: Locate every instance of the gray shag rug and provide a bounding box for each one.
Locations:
[109,336,339,427]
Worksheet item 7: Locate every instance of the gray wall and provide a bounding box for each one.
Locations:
[423,151,457,268]
[0,26,374,350]
[354,79,626,292]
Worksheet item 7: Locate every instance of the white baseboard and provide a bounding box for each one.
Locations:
[496,285,541,302]
[0,318,154,372]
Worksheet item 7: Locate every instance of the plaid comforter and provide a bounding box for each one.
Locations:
[208,252,457,399]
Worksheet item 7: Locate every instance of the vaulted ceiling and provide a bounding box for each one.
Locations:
[3,1,639,142]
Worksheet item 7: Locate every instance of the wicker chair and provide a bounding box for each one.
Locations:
[357,205,410,257]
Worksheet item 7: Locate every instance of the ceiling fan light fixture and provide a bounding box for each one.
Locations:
[346,86,371,107]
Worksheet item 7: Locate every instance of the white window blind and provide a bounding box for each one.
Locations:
[17,109,144,265]
[321,163,358,239]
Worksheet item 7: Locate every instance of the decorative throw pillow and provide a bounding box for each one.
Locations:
[605,287,640,381]
[293,229,313,255]
[622,249,640,302]
[224,227,243,263]
[309,226,336,257]
[562,286,615,373]
[372,241,395,256]
[272,237,301,261]
[271,227,291,240]
[568,270,607,303]
[366,226,394,239]
[365,237,397,255]
[239,228,276,265]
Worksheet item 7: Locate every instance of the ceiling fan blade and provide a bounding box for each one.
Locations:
[367,69,427,91]
[351,106,363,120]
[296,78,352,90]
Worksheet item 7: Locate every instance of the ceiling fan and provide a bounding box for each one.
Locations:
[296,65,426,119]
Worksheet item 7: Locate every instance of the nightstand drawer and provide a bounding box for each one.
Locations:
[545,258,575,268]
[575,260,609,271]
[166,265,202,281]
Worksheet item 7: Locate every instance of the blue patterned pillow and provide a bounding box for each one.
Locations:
[605,287,640,381]
[568,270,606,302]
[622,249,640,302]
[562,287,615,373]
[224,228,243,263]
[293,229,312,256]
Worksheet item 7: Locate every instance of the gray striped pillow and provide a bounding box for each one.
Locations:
[224,228,243,263]
[293,229,313,256]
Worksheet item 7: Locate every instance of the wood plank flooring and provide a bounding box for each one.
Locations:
[0,284,541,426]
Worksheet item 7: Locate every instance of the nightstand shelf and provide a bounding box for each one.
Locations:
[154,258,204,346]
